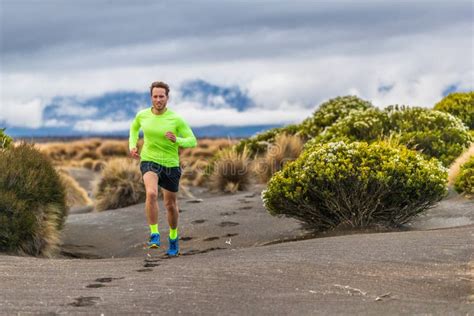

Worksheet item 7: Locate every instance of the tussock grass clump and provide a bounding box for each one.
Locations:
[93,160,105,172]
[93,158,145,211]
[209,147,252,193]
[0,143,68,257]
[81,158,95,170]
[234,124,300,158]
[263,141,448,232]
[254,134,304,183]
[454,154,474,196]
[56,168,92,208]
[96,140,129,157]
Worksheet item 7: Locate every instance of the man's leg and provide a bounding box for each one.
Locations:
[163,189,180,256]
[163,189,179,233]
[143,172,160,246]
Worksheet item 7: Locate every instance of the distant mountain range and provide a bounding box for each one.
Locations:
[3,79,284,139]
[7,124,282,139]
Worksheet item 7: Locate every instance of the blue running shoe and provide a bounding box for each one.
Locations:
[167,236,179,256]
[147,233,160,248]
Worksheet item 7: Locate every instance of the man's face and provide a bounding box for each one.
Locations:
[151,87,168,111]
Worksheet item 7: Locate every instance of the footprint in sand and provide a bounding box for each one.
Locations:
[238,199,251,203]
[238,206,252,210]
[179,209,186,213]
[192,219,206,224]
[220,211,237,216]
[218,221,239,227]
[186,199,203,204]
[69,296,101,307]
[95,277,124,283]
[224,233,239,237]
[203,236,220,241]
[181,236,193,241]
[86,284,105,288]
[244,193,256,198]
[136,268,153,272]
[144,263,160,268]
[181,247,225,256]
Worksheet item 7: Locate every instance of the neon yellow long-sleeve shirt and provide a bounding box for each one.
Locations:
[129,108,197,167]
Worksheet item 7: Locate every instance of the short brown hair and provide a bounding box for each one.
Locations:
[150,81,170,96]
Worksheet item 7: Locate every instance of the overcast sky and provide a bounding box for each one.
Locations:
[1,0,473,129]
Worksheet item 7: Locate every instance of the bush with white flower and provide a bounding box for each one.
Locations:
[299,95,374,139]
[434,91,474,130]
[312,106,472,166]
[262,141,448,231]
[454,155,474,196]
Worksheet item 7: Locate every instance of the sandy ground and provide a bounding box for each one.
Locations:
[1,167,473,315]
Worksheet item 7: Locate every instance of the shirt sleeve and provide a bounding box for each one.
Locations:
[128,113,141,150]
[176,117,197,148]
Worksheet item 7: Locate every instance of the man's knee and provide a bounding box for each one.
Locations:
[146,190,158,200]
[164,199,177,212]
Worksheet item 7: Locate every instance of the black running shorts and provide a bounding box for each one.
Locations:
[140,161,181,193]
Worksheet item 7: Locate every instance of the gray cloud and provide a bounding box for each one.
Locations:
[0,0,472,129]
[1,1,471,63]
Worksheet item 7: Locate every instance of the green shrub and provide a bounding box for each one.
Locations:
[313,106,472,166]
[314,108,390,144]
[0,128,13,149]
[94,158,145,211]
[0,143,68,256]
[387,106,472,166]
[299,95,374,139]
[454,155,474,195]
[434,91,474,130]
[234,124,300,158]
[262,141,447,231]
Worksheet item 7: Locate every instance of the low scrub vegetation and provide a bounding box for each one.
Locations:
[0,143,68,257]
[454,154,474,196]
[434,91,474,130]
[93,158,146,211]
[209,146,253,193]
[313,106,472,166]
[253,134,304,183]
[262,141,448,231]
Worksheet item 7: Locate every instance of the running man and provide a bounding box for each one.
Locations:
[129,81,197,256]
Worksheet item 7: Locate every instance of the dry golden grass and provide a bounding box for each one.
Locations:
[93,158,146,211]
[448,142,474,185]
[35,138,236,189]
[96,140,129,157]
[209,146,252,193]
[17,205,62,258]
[253,134,304,183]
[81,158,95,170]
[57,168,93,208]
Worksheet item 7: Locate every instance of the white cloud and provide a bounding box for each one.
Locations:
[172,101,312,127]
[51,100,98,117]
[74,119,131,133]
[43,119,69,128]
[1,99,45,128]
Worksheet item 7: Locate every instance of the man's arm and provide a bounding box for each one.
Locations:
[129,114,141,159]
[175,117,197,148]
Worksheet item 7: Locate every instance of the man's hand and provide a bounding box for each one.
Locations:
[130,147,140,160]
[165,131,177,143]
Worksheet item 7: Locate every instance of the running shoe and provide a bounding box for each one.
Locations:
[147,233,161,248]
[167,236,179,256]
